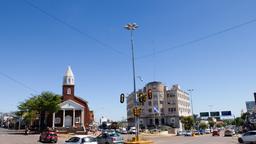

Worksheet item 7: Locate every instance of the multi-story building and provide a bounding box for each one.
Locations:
[246,101,256,113]
[126,81,191,130]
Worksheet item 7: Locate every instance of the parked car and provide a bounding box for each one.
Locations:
[184,130,192,136]
[39,130,58,143]
[97,131,124,144]
[212,129,220,136]
[128,127,136,134]
[238,130,256,144]
[205,129,211,134]
[224,129,235,136]
[64,135,97,144]
[176,131,186,136]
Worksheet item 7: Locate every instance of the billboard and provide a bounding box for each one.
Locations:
[200,112,209,117]
[210,111,220,117]
[221,111,232,116]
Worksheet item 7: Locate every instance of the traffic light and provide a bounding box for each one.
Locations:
[142,94,147,102]
[120,93,125,103]
[133,107,137,116]
[147,89,152,99]
[133,107,141,117]
[138,93,144,103]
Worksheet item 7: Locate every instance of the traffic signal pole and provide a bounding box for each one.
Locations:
[124,23,153,144]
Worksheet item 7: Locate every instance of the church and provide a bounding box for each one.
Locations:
[47,66,94,132]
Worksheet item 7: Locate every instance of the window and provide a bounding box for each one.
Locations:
[168,108,171,112]
[67,88,71,95]
[160,101,163,104]
[148,101,152,106]
[161,108,164,113]
[55,117,61,124]
[148,109,152,113]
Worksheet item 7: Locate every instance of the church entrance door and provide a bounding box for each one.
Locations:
[65,115,72,127]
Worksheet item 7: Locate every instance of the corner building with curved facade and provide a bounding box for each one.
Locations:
[127,81,191,130]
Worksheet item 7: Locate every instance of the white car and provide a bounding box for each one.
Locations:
[65,135,98,144]
[238,131,256,144]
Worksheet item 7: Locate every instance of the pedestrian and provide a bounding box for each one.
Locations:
[25,126,29,135]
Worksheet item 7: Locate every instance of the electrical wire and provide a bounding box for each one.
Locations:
[0,71,39,93]
[22,0,126,56]
[137,18,256,59]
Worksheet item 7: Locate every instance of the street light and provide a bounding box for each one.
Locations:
[124,23,140,141]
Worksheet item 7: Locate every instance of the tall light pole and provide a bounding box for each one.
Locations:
[124,23,140,140]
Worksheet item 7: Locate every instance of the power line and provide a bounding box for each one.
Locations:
[137,18,256,60]
[0,71,39,93]
[22,0,126,56]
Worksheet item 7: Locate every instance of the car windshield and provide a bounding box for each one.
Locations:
[66,137,80,142]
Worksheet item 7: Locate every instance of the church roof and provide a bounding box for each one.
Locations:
[64,66,74,77]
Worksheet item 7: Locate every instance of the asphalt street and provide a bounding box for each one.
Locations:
[0,128,239,144]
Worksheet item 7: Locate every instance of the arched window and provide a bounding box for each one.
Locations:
[67,88,71,95]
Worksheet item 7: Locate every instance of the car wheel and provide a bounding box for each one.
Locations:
[238,138,243,143]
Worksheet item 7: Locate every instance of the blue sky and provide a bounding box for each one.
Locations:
[1,0,256,121]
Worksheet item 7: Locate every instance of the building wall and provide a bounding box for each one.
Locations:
[126,82,192,129]
[246,101,256,113]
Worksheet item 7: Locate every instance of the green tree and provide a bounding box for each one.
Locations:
[233,117,244,127]
[216,123,223,128]
[223,119,234,127]
[17,91,61,130]
[181,116,194,130]
[199,122,208,130]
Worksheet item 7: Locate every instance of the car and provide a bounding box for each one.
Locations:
[212,129,220,136]
[39,130,58,143]
[238,130,256,144]
[119,128,128,134]
[205,129,211,134]
[128,127,137,134]
[176,131,186,136]
[97,131,124,144]
[64,135,97,144]
[224,129,235,136]
[184,130,192,136]
[193,130,200,135]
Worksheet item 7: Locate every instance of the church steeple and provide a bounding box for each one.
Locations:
[63,66,75,100]
[63,66,75,85]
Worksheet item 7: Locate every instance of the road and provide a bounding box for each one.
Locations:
[0,128,239,144]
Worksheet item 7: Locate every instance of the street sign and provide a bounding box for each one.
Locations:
[210,111,220,117]
[200,112,209,117]
[221,111,232,116]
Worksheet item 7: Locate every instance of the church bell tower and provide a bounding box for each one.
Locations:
[63,66,75,100]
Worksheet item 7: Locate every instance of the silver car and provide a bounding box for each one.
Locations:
[65,135,98,144]
[238,131,256,144]
[97,131,124,144]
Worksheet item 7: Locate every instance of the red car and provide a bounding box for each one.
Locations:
[212,129,220,136]
[39,130,58,143]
